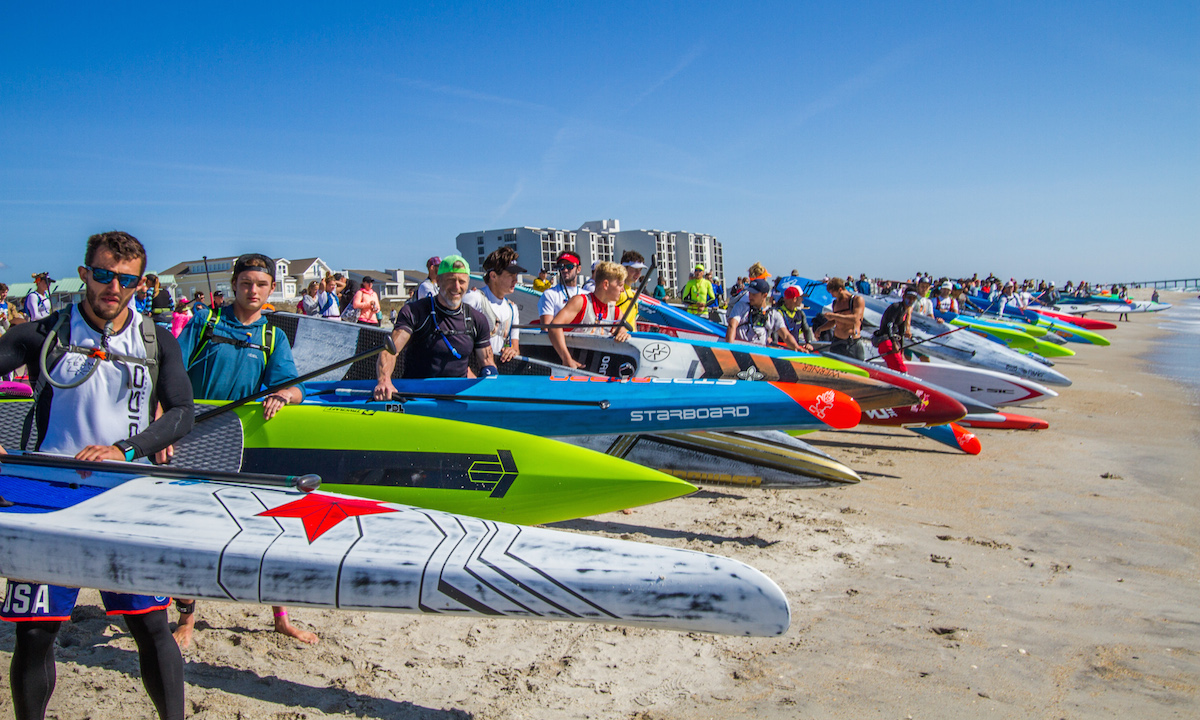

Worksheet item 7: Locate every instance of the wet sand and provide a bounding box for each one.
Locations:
[1,293,1197,719]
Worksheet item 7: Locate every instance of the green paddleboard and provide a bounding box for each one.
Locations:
[0,399,696,526]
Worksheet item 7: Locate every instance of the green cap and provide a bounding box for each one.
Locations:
[438,255,471,275]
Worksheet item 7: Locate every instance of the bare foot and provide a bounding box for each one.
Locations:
[173,611,197,649]
[621,508,634,515]
[273,607,319,644]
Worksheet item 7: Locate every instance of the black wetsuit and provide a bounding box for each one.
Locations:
[0,310,193,720]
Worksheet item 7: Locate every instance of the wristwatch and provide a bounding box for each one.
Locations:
[114,440,137,462]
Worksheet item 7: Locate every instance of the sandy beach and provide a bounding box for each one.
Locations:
[2,291,1197,719]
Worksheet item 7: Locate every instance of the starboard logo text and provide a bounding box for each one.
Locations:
[630,406,750,422]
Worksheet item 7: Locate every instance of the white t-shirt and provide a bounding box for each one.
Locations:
[40,307,152,456]
[914,297,934,318]
[729,306,785,346]
[537,283,583,322]
[464,286,519,353]
[415,279,438,301]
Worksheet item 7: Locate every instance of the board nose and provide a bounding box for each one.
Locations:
[767,382,861,430]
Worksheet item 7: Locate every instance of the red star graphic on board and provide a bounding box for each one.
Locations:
[258,493,398,543]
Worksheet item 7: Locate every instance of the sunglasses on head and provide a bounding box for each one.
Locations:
[88,265,140,288]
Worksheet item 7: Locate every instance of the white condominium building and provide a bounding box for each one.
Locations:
[456,219,723,293]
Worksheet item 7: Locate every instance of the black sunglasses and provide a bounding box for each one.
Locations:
[88,265,140,288]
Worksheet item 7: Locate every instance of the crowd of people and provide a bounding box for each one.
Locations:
[0,230,1170,720]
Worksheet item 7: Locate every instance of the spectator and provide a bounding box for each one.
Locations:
[416,256,440,300]
[170,299,191,338]
[532,268,552,292]
[145,274,174,329]
[24,272,53,321]
[352,277,381,326]
[299,280,320,315]
[316,275,340,319]
[653,276,668,300]
[855,273,872,295]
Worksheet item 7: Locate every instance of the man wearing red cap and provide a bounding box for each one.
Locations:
[537,250,583,326]
[778,286,815,353]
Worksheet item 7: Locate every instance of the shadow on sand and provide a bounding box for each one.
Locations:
[0,613,472,720]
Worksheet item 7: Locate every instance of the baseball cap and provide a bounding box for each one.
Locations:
[438,255,471,275]
[940,282,952,290]
[426,256,441,268]
[748,278,771,294]
[32,271,53,283]
[362,276,375,284]
[498,259,527,274]
[694,264,705,272]
[904,288,919,298]
[783,286,803,300]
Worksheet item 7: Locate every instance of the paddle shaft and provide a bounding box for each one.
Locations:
[511,355,607,378]
[321,388,609,410]
[0,451,320,492]
[195,338,396,423]
[866,324,973,362]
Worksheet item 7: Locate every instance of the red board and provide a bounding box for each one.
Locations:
[1033,308,1117,330]
[849,362,968,428]
[959,412,1049,430]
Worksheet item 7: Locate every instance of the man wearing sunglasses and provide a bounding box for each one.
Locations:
[374,255,495,400]
[537,250,583,327]
[0,231,193,720]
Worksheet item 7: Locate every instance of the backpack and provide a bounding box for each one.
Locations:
[22,307,160,450]
[187,306,276,369]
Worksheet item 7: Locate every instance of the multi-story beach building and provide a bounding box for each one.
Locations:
[455,219,723,293]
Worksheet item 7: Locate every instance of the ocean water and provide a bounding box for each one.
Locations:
[1151,296,1200,404]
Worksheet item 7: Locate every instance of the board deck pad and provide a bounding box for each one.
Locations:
[267,312,396,380]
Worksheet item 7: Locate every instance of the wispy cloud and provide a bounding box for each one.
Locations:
[721,43,923,161]
[627,43,707,110]
[491,178,525,223]
[389,76,560,116]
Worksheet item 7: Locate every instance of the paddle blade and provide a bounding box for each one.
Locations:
[767,382,861,430]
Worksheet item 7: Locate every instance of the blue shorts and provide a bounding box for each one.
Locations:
[1,582,170,622]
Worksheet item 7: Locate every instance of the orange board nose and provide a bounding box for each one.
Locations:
[951,422,982,455]
[767,382,861,430]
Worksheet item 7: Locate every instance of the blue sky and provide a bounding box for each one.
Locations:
[2,2,1196,286]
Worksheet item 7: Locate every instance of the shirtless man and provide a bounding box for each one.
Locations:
[816,277,867,360]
